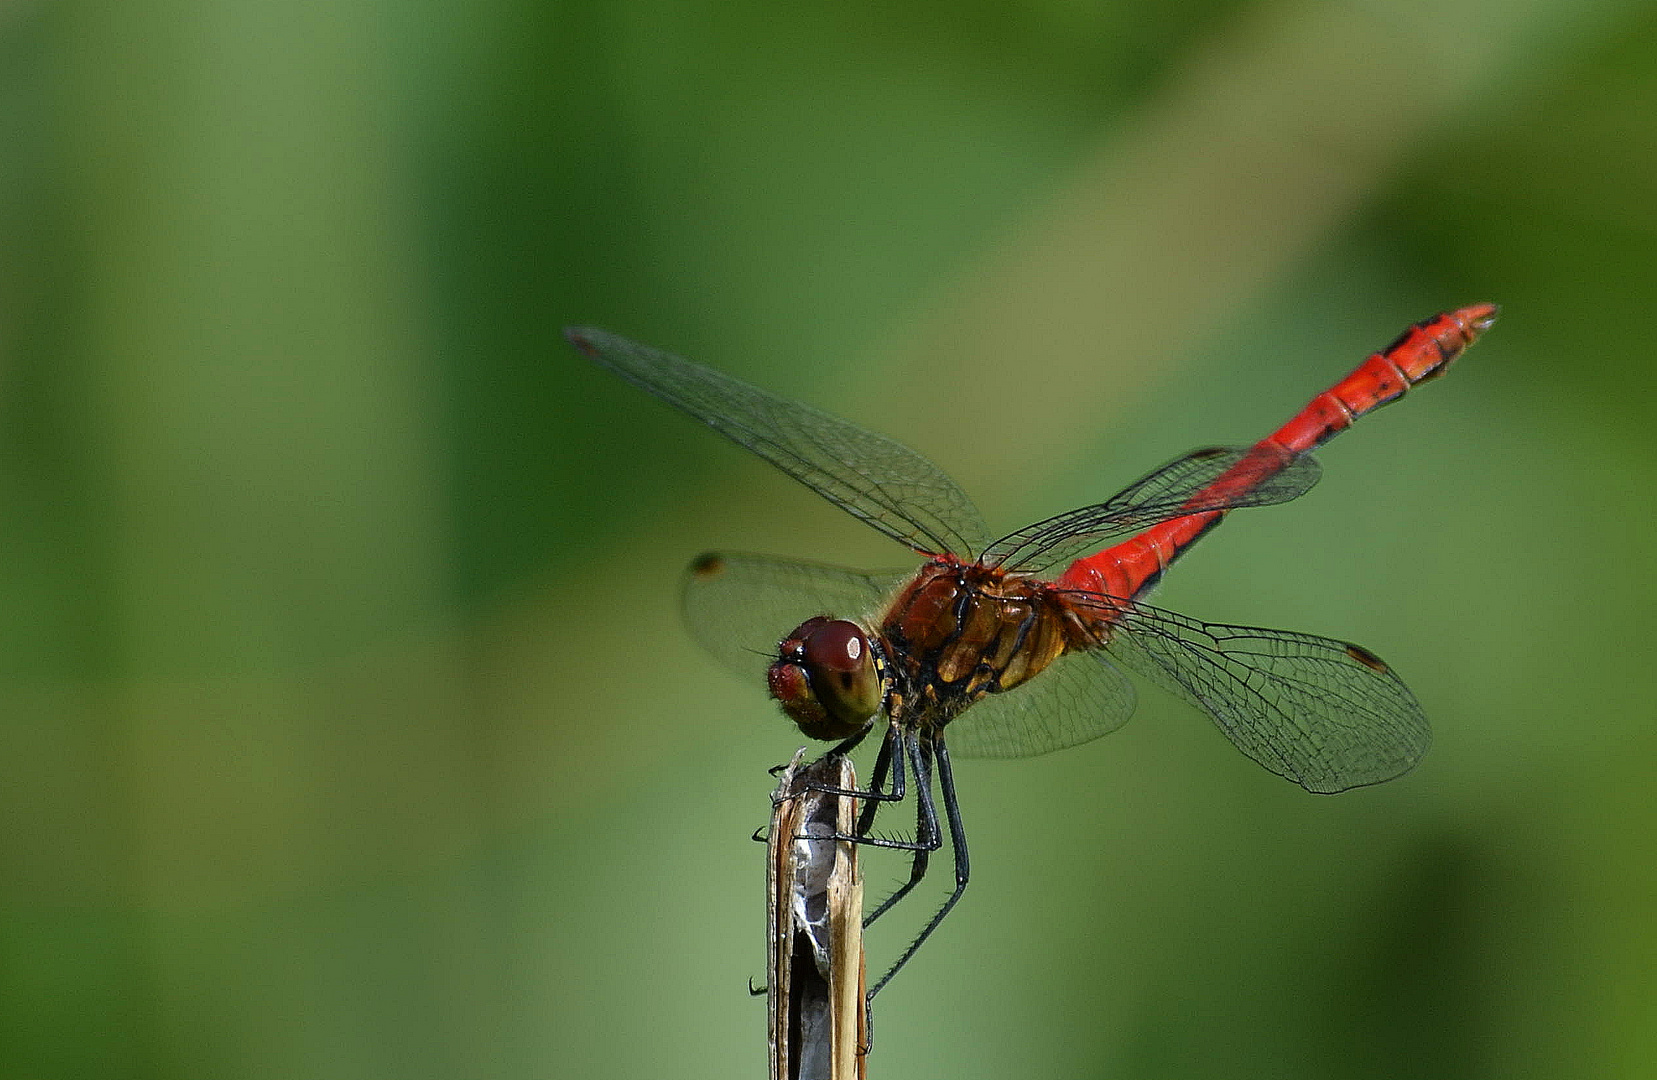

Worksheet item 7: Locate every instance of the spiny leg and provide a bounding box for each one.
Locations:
[754,723,903,845]
[806,718,909,808]
[867,730,969,999]
[861,726,947,929]
[836,727,937,854]
[854,725,898,835]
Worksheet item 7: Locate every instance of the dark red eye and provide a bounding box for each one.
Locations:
[801,619,868,675]
[768,618,882,741]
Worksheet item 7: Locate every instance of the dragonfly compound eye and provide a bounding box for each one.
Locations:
[768,617,882,741]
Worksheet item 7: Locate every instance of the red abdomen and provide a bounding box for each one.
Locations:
[1060,305,1498,605]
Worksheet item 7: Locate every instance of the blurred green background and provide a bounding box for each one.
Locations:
[3,0,1656,1077]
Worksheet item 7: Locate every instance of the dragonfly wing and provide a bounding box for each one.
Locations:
[943,651,1137,759]
[983,446,1321,573]
[1079,597,1428,793]
[682,551,909,684]
[570,328,993,558]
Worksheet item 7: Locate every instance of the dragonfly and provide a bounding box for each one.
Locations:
[568,304,1498,997]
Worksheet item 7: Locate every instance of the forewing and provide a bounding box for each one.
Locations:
[570,328,992,557]
[943,651,1137,759]
[682,551,909,684]
[1074,596,1428,793]
[983,446,1321,573]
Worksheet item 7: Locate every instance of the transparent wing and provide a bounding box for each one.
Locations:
[570,328,993,558]
[942,651,1137,759]
[1068,594,1428,793]
[982,446,1321,573]
[681,551,909,684]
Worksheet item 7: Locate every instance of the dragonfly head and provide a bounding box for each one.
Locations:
[769,617,885,741]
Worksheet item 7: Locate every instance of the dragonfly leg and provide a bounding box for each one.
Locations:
[867,730,969,1000]
[835,727,938,853]
[792,721,915,845]
[861,728,945,929]
[757,726,900,845]
[854,728,897,835]
[802,718,909,806]
[829,725,874,758]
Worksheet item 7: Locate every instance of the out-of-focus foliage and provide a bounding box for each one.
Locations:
[3,1,1655,1077]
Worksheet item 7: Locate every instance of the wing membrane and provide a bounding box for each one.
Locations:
[682,551,908,684]
[983,446,1321,573]
[1070,595,1428,793]
[571,328,992,557]
[942,651,1137,759]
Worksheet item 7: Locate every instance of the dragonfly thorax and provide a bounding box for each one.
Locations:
[769,616,890,741]
[879,559,1079,729]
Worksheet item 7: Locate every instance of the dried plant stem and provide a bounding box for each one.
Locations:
[767,751,866,1080]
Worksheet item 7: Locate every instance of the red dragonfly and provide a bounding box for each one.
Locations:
[568,304,1497,996]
